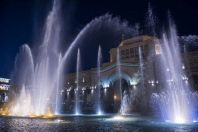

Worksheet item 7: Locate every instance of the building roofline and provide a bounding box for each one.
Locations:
[119,35,159,47]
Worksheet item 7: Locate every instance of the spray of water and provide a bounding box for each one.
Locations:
[10,0,62,116]
[151,19,197,124]
[96,45,102,115]
[75,49,81,115]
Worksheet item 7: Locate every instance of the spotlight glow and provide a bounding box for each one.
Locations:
[165,115,197,124]
[112,115,124,121]
[75,112,80,116]
[174,116,185,124]
[97,110,103,116]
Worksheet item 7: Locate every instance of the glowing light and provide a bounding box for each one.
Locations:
[0,84,10,90]
[174,116,185,124]
[129,73,140,86]
[55,119,64,123]
[97,111,102,115]
[103,82,109,88]
[130,80,138,86]
[67,89,70,92]
[29,113,40,118]
[0,107,9,116]
[148,80,155,86]
[82,87,86,91]
[165,115,193,124]
[112,115,124,121]
[0,78,10,83]
[42,108,54,118]
[46,119,69,124]
[75,112,80,115]
[104,88,107,93]
[182,65,185,70]
[91,89,94,94]
[114,95,117,100]
[0,104,55,118]
[155,43,161,55]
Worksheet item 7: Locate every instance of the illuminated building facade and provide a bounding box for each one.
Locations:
[63,36,157,112]
[62,35,198,113]
[0,78,10,103]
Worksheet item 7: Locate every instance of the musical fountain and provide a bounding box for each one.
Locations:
[3,0,137,117]
[96,45,103,115]
[151,19,198,124]
[0,0,197,131]
[7,0,62,117]
[74,49,81,115]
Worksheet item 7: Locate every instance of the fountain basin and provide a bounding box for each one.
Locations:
[0,115,198,131]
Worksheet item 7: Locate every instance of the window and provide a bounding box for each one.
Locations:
[121,50,125,55]
[134,47,139,56]
[126,49,129,55]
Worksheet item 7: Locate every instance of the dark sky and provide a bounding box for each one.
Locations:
[0,0,197,78]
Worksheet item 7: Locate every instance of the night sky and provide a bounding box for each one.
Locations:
[0,0,197,78]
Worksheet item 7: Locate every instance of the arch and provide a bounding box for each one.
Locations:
[101,72,139,88]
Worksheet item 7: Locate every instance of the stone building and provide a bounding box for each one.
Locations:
[62,35,198,113]
[0,78,10,104]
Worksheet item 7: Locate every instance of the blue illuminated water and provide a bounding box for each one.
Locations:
[0,116,198,132]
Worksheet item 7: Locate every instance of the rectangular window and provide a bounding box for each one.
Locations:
[130,48,133,57]
[126,49,129,55]
[134,47,139,56]
[121,50,125,55]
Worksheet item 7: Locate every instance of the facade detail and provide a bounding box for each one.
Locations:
[0,78,10,104]
[62,35,198,113]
